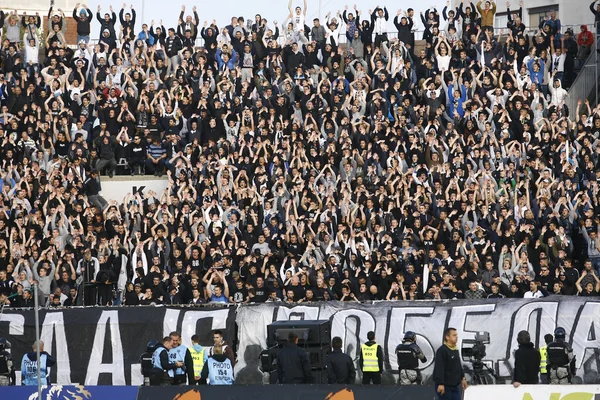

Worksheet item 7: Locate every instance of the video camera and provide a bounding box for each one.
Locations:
[462,332,489,361]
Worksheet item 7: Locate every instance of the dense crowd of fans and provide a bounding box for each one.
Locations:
[0,1,597,307]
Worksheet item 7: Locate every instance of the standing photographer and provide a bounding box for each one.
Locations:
[512,331,541,387]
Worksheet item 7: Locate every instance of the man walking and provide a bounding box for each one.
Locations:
[359,331,383,384]
[433,328,467,400]
[326,336,356,384]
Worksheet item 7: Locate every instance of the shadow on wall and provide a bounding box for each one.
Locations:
[235,344,264,384]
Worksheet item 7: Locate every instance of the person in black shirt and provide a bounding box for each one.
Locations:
[277,332,312,384]
[229,278,249,303]
[252,277,269,303]
[433,328,467,400]
[513,330,541,387]
[326,336,355,384]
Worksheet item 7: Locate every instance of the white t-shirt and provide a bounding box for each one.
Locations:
[293,13,305,32]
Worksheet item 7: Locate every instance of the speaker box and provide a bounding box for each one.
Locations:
[267,320,331,346]
[306,345,331,369]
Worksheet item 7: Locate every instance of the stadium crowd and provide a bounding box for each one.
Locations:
[0,0,596,307]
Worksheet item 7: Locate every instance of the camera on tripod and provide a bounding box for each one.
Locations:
[461,332,497,385]
[462,332,488,362]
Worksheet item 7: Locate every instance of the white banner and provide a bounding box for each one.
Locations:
[465,385,600,400]
[99,178,169,203]
[234,298,600,385]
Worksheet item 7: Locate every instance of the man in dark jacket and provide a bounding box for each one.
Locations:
[326,336,356,384]
[72,5,93,43]
[433,328,467,400]
[276,332,312,383]
[94,134,117,177]
[96,6,117,41]
[513,330,541,387]
[150,336,181,386]
[127,135,146,175]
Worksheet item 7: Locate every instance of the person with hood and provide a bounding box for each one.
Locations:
[513,330,541,387]
[200,344,234,385]
[73,3,93,44]
[96,5,117,41]
[188,334,208,385]
[356,20,371,53]
[549,73,567,105]
[577,25,594,62]
[21,341,56,386]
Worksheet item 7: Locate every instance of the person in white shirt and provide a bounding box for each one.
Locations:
[324,12,342,47]
[523,281,544,299]
[371,6,389,48]
[24,36,39,76]
[550,39,566,81]
[288,0,308,40]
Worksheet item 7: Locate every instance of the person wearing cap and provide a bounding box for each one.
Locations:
[73,3,92,43]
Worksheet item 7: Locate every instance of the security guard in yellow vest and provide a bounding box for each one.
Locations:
[540,333,553,384]
[359,331,384,384]
[188,334,208,385]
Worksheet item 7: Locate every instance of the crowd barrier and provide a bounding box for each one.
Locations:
[5,384,600,400]
[465,385,600,400]
[2,298,600,385]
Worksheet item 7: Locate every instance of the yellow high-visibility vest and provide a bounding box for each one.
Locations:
[539,346,548,374]
[189,346,206,379]
[361,343,380,372]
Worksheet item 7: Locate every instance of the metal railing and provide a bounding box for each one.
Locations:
[566,23,599,112]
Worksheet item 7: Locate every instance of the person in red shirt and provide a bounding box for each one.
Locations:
[578,25,594,61]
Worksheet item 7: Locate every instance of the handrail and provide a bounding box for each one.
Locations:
[566,22,599,111]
